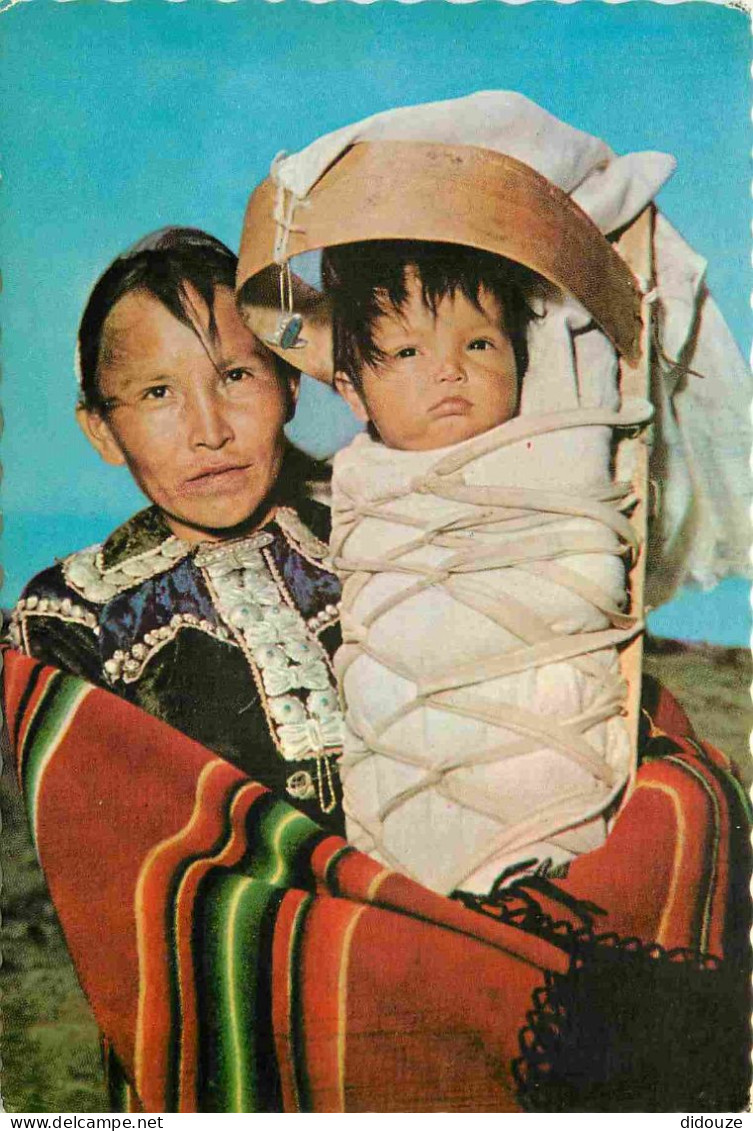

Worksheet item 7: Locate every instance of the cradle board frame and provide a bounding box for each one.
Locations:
[238,148,656,794]
[615,205,654,794]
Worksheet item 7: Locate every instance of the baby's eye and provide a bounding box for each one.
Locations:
[395,347,418,360]
[468,338,495,351]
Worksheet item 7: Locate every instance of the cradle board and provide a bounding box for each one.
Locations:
[237,141,644,381]
[240,156,654,799]
[614,205,654,788]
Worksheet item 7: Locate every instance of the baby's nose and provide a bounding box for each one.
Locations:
[435,356,467,382]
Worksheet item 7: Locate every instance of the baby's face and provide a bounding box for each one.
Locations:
[339,271,519,451]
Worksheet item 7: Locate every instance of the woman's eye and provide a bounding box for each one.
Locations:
[224,367,254,384]
[142,385,171,401]
[468,338,494,351]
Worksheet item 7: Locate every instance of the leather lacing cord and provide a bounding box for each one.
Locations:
[334,399,654,892]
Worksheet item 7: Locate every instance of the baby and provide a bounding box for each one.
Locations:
[327,240,532,453]
[323,239,634,895]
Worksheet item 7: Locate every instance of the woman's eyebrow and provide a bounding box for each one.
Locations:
[101,369,173,397]
[217,345,275,369]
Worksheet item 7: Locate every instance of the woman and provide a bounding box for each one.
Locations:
[9,227,345,832]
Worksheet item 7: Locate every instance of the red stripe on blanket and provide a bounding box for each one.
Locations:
[4,655,58,776]
[558,738,728,953]
[310,836,377,891]
[170,779,270,1112]
[293,897,369,1111]
[133,762,260,1110]
[647,682,694,740]
[312,897,546,1111]
[697,738,740,777]
[30,673,248,1077]
[329,850,571,975]
[670,743,733,958]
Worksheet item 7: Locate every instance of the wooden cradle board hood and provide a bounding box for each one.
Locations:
[236,140,645,383]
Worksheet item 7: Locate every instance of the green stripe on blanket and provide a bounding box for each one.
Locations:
[172,796,323,1111]
[19,673,92,851]
[243,799,323,889]
[200,875,283,1111]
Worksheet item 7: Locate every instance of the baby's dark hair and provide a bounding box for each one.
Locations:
[320,240,539,393]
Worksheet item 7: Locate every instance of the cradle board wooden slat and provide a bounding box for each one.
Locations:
[614,205,655,791]
[237,142,644,382]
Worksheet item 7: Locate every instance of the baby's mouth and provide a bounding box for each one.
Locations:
[429,396,472,417]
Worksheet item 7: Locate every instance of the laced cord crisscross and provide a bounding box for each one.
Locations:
[333,399,653,893]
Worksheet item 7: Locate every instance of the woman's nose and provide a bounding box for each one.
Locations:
[187,387,234,449]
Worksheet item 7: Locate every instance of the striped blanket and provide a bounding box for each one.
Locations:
[3,648,750,1112]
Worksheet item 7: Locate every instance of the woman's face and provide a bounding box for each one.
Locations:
[79,285,298,542]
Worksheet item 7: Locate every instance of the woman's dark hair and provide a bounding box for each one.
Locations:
[321,240,540,393]
[77,227,296,411]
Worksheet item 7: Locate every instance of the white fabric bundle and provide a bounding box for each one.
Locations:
[272,91,751,600]
[331,280,652,894]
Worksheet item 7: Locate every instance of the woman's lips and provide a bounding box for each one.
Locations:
[179,464,252,496]
[429,396,472,417]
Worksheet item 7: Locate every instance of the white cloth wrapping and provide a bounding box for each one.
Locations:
[331,404,640,894]
[331,279,654,892]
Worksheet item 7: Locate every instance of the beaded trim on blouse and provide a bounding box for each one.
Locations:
[63,538,192,602]
[16,507,344,811]
[199,541,343,772]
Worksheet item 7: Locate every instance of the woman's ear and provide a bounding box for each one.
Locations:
[76,406,127,467]
[333,371,370,424]
[284,369,301,424]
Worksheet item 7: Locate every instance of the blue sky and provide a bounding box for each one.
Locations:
[0,0,749,643]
